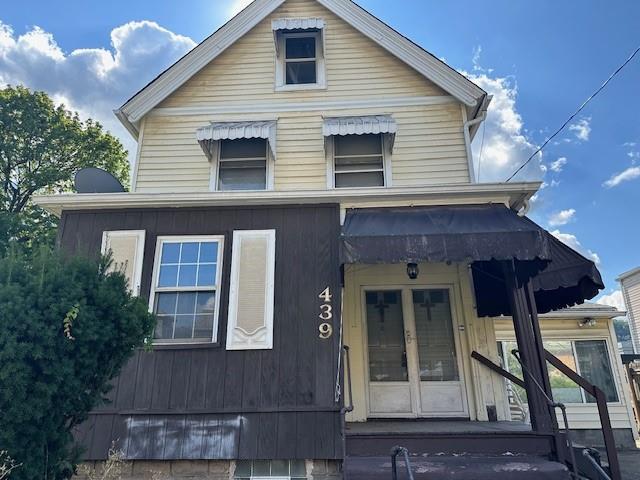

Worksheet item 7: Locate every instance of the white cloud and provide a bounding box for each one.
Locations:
[548,208,576,227]
[468,72,543,182]
[549,157,567,173]
[597,289,626,313]
[550,230,600,265]
[569,117,591,141]
[603,166,640,188]
[0,20,196,165]
[228,0,254,17]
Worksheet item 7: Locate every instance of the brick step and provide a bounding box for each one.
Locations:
[343,455,571,480]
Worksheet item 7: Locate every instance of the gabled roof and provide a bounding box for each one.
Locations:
[115,0,488,136]
[618,266,640,282]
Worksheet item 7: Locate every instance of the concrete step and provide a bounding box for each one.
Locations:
[343,454,571,480]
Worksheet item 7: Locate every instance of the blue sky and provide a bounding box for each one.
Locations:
[1,0,639,309]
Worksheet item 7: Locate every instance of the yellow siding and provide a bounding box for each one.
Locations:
[495,317,636,431]
[134,0,470,192]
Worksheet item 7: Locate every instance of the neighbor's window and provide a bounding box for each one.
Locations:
[218,138,268,191]
[333,134,385,188]
[235,460,307,480]
[499,339,619,403]
[151,237,223,343]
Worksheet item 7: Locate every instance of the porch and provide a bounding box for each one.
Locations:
[338,204,611,479]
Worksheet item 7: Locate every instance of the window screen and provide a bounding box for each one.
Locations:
[218,138,267,191]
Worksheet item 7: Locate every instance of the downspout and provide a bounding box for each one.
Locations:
[463,110,487,184]
[463,94,491,183]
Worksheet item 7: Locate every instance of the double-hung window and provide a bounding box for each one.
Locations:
[273,18,326,90]
[333,133,386,188]
[150,236,224,344]
[218,138,268,191]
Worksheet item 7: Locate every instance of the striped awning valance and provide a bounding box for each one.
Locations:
[271,17,325,31]
[323,115,397,150]
[196,121,277,159]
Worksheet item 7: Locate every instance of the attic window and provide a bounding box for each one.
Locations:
[273,18,326,90]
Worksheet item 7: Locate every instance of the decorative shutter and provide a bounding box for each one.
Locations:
[101,230,146,296]
[226,230,276,350]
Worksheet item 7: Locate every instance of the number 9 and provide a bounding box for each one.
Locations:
[319,323,333,339]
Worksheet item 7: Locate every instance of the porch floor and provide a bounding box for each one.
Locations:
[346,420,531,435]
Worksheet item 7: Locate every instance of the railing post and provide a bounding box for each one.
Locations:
[595,387,622,480]
[502,261,554,433]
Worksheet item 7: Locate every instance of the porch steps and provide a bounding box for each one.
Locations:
[343,454,571,480]
[345,431,558,456]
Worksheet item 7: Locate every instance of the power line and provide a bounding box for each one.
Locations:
[505,44,640,182]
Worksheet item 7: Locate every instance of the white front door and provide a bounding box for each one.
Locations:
[364,287,468,418]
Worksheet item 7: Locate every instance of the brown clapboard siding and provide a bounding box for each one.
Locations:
[59,204,343,461]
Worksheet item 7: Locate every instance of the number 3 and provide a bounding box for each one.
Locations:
[319,304,332,320]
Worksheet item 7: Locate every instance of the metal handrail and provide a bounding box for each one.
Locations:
[510,350,579,480]
[342,345,354,413]
[470,350,578,479]
[390,446,415,480]
[582,448,612,480]
[544,350,621,480]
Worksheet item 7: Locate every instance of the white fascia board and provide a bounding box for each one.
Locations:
[540,310,627,320]
[617,267,640,282]
[316,0,486,107]
[116,0,487,130]
[33,182,540,217]
[119,0,287,124]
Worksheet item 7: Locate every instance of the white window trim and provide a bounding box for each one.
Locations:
[226,229,276,351]
[275,30,326,91]
[325,134,392,189]
[101,230,146,297]
[209,139,274,192]
[148,235,225,345]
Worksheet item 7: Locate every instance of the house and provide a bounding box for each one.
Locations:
[495,302,639,449]
[34,0,620,479]
[618,267,640,352]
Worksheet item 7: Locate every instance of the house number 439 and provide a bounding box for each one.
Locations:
[318,287,333,339]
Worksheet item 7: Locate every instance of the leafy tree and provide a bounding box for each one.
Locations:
[0,86,129,253]
[0,249,155,480]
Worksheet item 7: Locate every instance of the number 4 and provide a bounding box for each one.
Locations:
[319,287,332,302]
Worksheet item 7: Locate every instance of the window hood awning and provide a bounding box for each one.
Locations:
[272,17,325,31]
[196,121,277,159]
[341,204,604,316]
[323,115,397,137]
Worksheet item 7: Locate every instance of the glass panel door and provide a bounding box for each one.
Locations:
[366,290,407,382]
[412,289,458,381]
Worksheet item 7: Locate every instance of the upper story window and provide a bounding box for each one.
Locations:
[333,134,385,188]
[273,18,326,91]
[323,115,397,189]
[219,138,268,191]
[196,120,276,191]
[150,236,224,344]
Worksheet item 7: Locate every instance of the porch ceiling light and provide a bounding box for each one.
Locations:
[406,262,419,280]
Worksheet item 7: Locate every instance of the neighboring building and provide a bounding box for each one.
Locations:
[619,267,640,353]
[34,0,619,479]
[495,302,639,448]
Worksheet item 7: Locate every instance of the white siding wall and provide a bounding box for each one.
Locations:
[621,270,640,353]
[134,0,470,192]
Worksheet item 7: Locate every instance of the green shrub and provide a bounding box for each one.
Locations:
[0,249,155,480]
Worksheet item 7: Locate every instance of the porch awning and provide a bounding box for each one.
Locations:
[341,204,603,316]
[272,17,325,31]
[196,121,276,159]
[323,115,397,150]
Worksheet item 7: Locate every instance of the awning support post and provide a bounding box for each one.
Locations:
[502,261,555,433]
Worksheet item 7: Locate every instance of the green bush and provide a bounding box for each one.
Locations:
[0,249,155,480]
